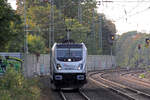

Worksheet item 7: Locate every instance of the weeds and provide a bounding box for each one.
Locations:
[0,67,41,100]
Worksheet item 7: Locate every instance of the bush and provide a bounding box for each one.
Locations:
[0,67,40,100]
[139,73,145,79]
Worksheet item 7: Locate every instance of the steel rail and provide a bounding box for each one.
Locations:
[79,90,91,100]
[59,90,90,100]
[59,91,67,100]
[89,75,135,100]
[99,73,150,98]
[122,74,150,87]
[89,71,150,100]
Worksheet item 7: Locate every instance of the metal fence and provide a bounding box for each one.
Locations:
[0,52,22,59]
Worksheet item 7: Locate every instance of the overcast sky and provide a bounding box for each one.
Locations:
[7,0,150,35]
[8,0,17,10]
[97,0,150,34]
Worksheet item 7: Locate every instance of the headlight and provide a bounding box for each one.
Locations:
[77,64,83,70]
[57,64,62,70]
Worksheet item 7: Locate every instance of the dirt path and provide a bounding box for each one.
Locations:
[39,76,61,100]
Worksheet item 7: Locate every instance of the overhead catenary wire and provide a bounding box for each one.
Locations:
[115,6,150,21]
[97,0,150,22]
[97,0,150,3]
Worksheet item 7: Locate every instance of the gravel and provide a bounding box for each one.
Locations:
[82,78,128,100]
[39,75,129,100]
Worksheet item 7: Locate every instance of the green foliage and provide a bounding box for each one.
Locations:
[16,0,116,55]
[0,59,21,73]
[28,35,46,54]
[139,73,145,78]
[26,5,65,49]
[101,18,116,55]
[0,0,23,52]
[65,18,90,43]
[6,19,24,52]
[116,31,150,68]
[0,67,40,100]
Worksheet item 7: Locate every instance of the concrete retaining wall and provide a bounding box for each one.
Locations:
[23,54,116,77]
[23,54,50,77]
[87,55,116,71]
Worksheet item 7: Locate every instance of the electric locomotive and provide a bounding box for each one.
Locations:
[50,40,87,89]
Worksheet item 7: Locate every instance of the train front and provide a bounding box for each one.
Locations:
[53,43,87,88]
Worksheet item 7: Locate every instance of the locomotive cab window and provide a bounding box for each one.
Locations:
[56,48,83,62]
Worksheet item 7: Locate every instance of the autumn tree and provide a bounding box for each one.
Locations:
[16,0,116,55]
[0,0,23,52]
[115,31,150,68]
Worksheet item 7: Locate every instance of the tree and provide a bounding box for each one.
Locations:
[28,35,46,54]
[0,0,23,52]
[16,0,116,55]
[64,18,90,43]
[115,31,149,68]
[101,16,116,55]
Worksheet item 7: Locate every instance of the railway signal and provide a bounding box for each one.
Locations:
[108,34,115,45]
[111,35,115,41]
[108,34,115,67]
[145,38,150,47]
[146,38,150,44]
[138,44,141,50]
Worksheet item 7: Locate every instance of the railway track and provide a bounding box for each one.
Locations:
[121,70,150,86]
[120,69,150,84]
[59,89,90,100]
[119,70,150,95]
[89,71,150,100]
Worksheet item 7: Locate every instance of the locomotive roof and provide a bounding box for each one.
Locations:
[56,43,83,48]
